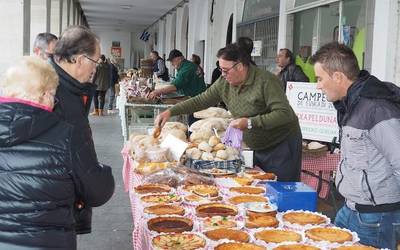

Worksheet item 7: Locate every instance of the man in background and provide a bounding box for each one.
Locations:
[33,32,58,60]
[276,48,309,91]
[107,58,119,114]
[150,50,169,81]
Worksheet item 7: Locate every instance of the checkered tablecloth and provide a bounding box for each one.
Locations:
[300,152,341,199]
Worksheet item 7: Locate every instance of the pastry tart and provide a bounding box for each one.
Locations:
[202,216,237,230]
[273,244,321,250]
[333,245,378,250]
[195,203,238,217]
[152,233,206,250]
[255,229,302,243]
[232,176,253,186]
[246,214,279,228]
[141,193,181,204]
[134,183,171,194]
[144,204,185,216]
[305,227,353,243]
[184,184,219,197]
[252,172,277,181]
[215,242,266,250]
[282,211,327,226]
[204,228,249,242]
[228,195,267,205]
[229,186,266,195]
[147,216,193,233]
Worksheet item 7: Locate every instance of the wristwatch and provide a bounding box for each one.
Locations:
[247,118,252,130]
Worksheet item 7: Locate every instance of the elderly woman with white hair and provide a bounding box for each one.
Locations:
[0,56,112,249]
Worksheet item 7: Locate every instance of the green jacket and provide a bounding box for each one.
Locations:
[295,55,316,83]
[170,65,301,150]
[172,59,206,97]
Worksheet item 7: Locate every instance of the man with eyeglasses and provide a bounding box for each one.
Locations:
[155,43,302,182]
[32,32,58,60]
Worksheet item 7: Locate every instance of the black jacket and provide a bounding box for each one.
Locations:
[0,102,75,249]
[50,57,115,234]
[153,57,169,81]
[278,63,309,91]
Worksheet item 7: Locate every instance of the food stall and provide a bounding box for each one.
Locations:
[121,107,374,250]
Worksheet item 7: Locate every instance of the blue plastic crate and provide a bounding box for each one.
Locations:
[265,182,317,212]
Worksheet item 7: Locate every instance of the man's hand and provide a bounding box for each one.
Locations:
[230,117,248,131]
[154,110,171,128]
[148,90,161,100]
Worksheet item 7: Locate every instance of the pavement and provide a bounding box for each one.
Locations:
[77,112,133,250]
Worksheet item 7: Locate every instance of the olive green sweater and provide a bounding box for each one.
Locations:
[170,65,301,150]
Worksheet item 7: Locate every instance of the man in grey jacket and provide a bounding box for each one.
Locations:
[311,42,400,249]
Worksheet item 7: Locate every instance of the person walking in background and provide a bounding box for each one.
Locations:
[276,48,309,91]
[150,50,169,81]
[49,25,115,235]
[311,42,400,249]
[91,54,110,116]
[0,56,113,249]
[191,54,205,79]
[210,61,222,86]
[107,58,119,114]
[32,32,58,60]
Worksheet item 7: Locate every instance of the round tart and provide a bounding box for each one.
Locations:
[245,202,277,217]
[305,227,353,243]
[141,193,181,204]
[195,203,238,217]
[255,229,302,243]
[245,169,263,175]
[202,216,237,230]
[144,204,185,216]
[228,195,268,205]
[246,214,279,228]
[283,212,327,226]
[184,184,219,197]
[215,242,266,250]
[229,186,266,195]
[252,172,276,181]
[147,216,193,233]
[201,168,236,177]
[134,183,171,194]
[204,228,249,242]
[232,176,253,186]
[273,244,321,250]
[334,246,377,250]
[152,233,206,250]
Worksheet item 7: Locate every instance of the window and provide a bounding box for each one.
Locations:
[243,0,280,22]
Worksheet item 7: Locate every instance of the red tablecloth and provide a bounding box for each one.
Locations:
[301,152,340,199]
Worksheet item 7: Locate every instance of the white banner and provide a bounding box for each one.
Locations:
[286,82,339,142]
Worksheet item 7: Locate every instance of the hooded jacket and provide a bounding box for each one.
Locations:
[49,57,115,234]
[334,70,400,211]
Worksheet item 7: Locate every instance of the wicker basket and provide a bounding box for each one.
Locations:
[185,158,244,173]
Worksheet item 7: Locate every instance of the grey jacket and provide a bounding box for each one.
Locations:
[334,70,400,210]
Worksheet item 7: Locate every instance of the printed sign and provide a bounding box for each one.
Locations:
[111,47,122,58]
[251,40,262,57]
[286,82,339,142]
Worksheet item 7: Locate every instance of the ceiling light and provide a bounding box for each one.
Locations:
[120,5,133,10]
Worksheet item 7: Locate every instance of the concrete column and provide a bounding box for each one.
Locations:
[277,0,287,51]
[30,0,47,54]
[50,0,60,35]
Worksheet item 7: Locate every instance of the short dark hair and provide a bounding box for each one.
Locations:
[54,25,99,63]
[100,54,106,61]
[151,50,159,57]
[191,54,201,65]
[310,42,360,80]
[217,43,251,66]
[280,48,294,64]
[33,32,58,51]
[237,37,253,55]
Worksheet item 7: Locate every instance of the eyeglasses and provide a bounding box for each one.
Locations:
[83,55,100,65]
[219,62,240,75]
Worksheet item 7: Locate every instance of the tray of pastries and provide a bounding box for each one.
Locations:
[228,195,268,205]
[152,233,206,250]
[246,214,279,228]
[141,193,181,204]
[272,244,321,250]
[183,184,219,197]
[245,202,278,217]
[147,216,193,233]
[231,176,254,186]
[305,227,353,243]
[229,186,266,195]
[134,183,171,194]
[202,216,237,230]
[204,228,250,242]
[144,204,185,216]
[214,242,266,250]
[195,203,238,218]
[255,229,303,244]
[333,245,377,250]
[282,211,328,226]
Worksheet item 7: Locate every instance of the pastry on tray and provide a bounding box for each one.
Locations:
[134,183,171,194]
[229,186,266,195]
[273,244,321,250]
[245,203,277,217]
[305,227,353,243]
[195,203,238,217]
[204,228,250,242]
[231,176,253,186]
[251,172,277,181]
[214,242,266,250]
[282,211,327,226]
[333,245,378,250]
[202,216,237,230]
[144,204,185,216]
[228,195,268,205]
[140,193,181,204]
[152,233,206,250]
[184,184,219,197]
[245,214,279,228]
[255,229,302,243]
[147,216,193,233]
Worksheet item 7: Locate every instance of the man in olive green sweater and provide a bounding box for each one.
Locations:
[155,44,302,181]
